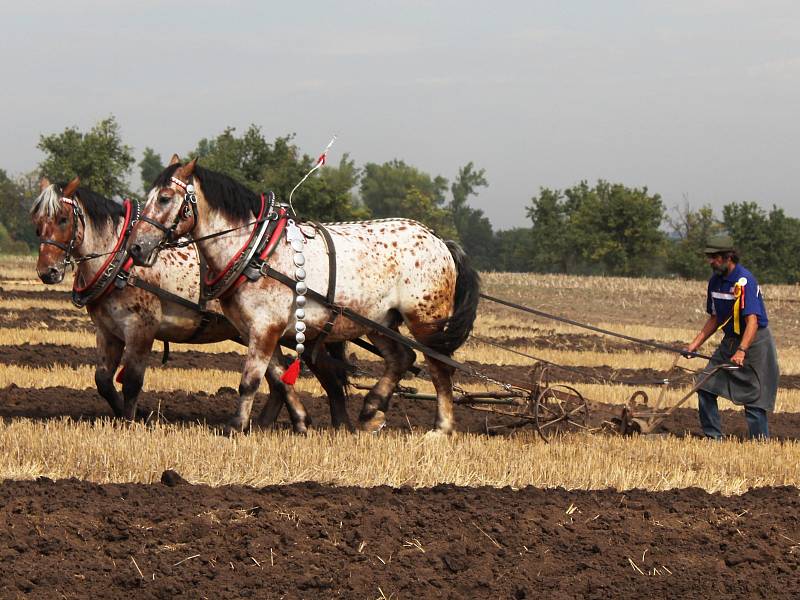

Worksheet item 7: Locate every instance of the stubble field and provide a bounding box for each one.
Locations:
[1,254,799,598]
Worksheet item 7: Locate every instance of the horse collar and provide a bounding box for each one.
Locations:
[72,199,137,308]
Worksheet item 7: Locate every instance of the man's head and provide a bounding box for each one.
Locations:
[704,233,738,276]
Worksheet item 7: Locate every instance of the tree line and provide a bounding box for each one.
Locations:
[1,116,798,282]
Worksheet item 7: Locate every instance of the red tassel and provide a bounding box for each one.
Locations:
[115,366,126,384]
[281,359,301,385]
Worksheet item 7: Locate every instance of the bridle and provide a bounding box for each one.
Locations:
[139,176,198,248]
[38,196,85,274]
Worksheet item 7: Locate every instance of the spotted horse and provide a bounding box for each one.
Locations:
[128,158,481,434]
[31,176,348,431]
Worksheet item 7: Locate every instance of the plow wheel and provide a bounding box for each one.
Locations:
[533,384,590,442]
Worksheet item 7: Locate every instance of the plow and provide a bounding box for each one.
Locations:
[352,293,742,442]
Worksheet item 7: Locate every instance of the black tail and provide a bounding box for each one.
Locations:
[424,241,481,356]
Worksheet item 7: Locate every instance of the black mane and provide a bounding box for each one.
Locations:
[151,163,262,221]
[66,185,127,227]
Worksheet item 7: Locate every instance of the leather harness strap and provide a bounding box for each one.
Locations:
[261,264,469,375]
[309,222,338,363]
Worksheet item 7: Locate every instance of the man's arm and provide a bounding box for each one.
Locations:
[731,314,758,366]
[685,315,719,356]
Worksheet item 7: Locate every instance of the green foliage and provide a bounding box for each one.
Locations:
[527,181,666,276]
[188,126,365,222]
[493,228,534,272]
[723,202,800,284]
[0,169,37,250]
[360,160,448,219]
[449,163,494,269]
[665,204,722,279]
[37,116,135,198]
[526,188,573,272]
[139,147,163,193]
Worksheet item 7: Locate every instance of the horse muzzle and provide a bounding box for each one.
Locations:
[38,265,64,285]
[129,239,160,267]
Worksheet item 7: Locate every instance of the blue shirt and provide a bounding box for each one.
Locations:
[706,264,768,336]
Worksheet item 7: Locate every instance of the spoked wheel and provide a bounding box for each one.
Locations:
[533,384,590,442]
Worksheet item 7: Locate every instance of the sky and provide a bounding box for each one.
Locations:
[1,0,798,229]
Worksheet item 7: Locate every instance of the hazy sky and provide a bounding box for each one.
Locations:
[2,1,798,229]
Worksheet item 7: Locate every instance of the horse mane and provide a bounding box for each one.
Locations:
[31,183,126,227]
[151,163,262,221]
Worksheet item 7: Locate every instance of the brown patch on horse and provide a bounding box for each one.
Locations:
[62,177,80,198]
[178,158,197,181]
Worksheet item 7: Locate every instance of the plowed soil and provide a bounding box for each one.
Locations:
[1,478,799,599]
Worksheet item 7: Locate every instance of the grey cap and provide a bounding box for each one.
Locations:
[704,233,736,255]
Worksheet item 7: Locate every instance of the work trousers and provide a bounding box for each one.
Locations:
[697,389,769,439]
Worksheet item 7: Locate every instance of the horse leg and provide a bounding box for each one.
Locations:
[358,333,415,432]
[406,317,457,434]
[423,357,456,434]
[94,327,124,417]
[228,326,282,433]
[305,342,352,431]
[119,338,152,422]
[257,351,310,434]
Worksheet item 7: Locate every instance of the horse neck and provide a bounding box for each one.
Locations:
[194,202,253,276]
[75,212,124,284]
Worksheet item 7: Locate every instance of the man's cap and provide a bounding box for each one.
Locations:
[704,233,736,255]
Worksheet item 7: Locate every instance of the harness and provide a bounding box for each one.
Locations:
[72,199,138,308]
[51,194,230,348]
[138,177,198,243]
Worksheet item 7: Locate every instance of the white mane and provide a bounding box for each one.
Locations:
[30,184,63,218]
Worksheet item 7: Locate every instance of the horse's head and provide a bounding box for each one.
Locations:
[30,176,84,284]
[129,155,198,267]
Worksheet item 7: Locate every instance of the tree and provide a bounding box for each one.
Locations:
[665,202,722,279]
[360,160,448,219]
[188,126,365,222]
[566,180,666,276]
[526,187,574,272]
[139,147,164,193]
[448,162,494,268]
[723,202,800,283]
[0,170,30,252]
[37,116,135,198]
[493,228,534,272]
[526,181,666,276]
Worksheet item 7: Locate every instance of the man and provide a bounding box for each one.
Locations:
[684,233,779,439]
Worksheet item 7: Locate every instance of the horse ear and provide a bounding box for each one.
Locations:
[168,153,181,166]
[62,177,80,198]
[178,158,197,180]
[39,177,51,192]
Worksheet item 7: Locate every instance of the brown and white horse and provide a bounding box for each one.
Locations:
[129,159,480,433]
[31,177,345,431]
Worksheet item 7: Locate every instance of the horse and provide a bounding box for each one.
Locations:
[128,157,480,434]
[31,176,347,432]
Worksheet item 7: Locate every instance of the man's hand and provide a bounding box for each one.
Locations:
[731,349,746,367]
[682,343,699,359]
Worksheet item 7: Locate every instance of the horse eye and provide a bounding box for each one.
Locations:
[58,217,68,226]
[159,195,171,204]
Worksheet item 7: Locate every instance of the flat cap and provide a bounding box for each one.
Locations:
[704,233,736,255]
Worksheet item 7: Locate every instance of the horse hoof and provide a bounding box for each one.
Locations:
[358,411,386,434]
[224,417,248,435]
[424,429,449,439]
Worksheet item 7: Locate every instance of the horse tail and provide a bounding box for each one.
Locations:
[426,241,481,356]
